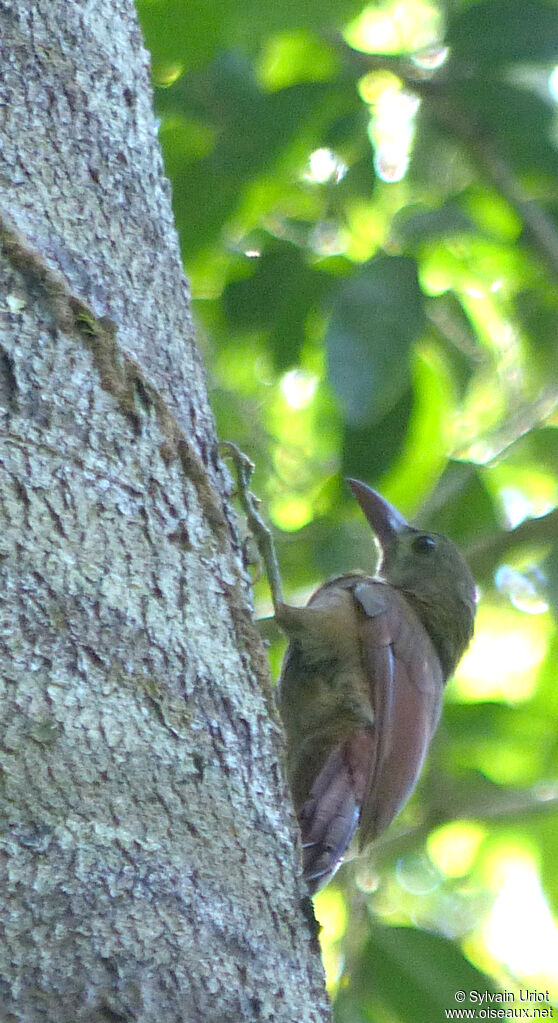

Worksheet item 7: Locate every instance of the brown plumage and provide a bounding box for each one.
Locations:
[276,480,476,893]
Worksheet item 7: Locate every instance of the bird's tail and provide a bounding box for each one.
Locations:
[298,729,374,894]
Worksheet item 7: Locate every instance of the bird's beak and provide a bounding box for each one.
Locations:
[347,479,408,550]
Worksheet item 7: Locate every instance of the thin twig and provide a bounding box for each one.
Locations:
[369,787,558,866]
[431,99,558,282]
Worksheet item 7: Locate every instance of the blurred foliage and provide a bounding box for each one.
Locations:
[137,0,558,1017]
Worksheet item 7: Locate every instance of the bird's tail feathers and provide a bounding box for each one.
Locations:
[298,729,374,894]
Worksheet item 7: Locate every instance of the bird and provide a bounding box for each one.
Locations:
[276,479,477,894]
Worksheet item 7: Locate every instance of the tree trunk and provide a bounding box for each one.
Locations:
[0,2,329,1020]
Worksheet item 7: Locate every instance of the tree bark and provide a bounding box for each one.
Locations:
[0,2,329,1020]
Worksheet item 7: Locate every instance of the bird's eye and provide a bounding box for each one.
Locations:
[412,534,436,554]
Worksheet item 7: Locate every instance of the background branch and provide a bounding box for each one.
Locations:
[466,507,558,579]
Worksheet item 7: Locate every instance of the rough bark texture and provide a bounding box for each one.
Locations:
[0,2,330,1020]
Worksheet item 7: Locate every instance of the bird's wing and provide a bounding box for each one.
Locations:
[353,580,444,847]
[283,577,443,892]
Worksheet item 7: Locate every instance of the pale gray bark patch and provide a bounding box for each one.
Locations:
[0,2,330,1020]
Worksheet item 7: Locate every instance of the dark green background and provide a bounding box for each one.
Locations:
[137,0,558,1016]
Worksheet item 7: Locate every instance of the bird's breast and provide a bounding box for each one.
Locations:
[276,576,386,766]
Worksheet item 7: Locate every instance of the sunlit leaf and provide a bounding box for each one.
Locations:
[379,341,456,514]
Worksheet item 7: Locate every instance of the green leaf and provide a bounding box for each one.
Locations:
[137,0,364,71]
[531,808,558,917]
[448,0,558,66]
[454,80,558,177]
[326,257,425,427]
[223,241,335,370]
[393,202,475,246]
[379,343,457,515]
[422,463,498,547]
[515,292,558,382]
[542,542,558,618]
[157,54,361,254]
[341,387,413,482]
[335,925,497,1023]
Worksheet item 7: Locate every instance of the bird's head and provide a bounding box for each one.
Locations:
[348,478,477,678]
